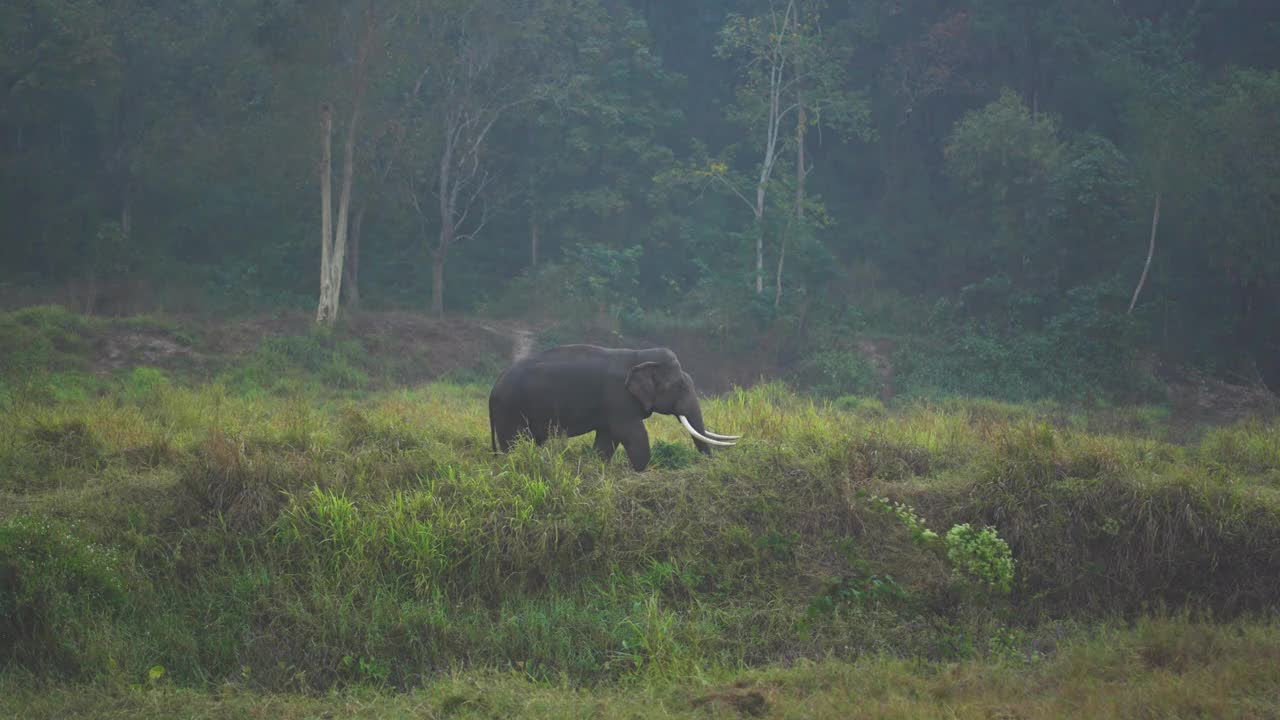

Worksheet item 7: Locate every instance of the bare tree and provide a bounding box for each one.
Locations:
[403,0,557,317]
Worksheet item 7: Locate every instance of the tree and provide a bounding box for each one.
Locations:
[1201,68,1280,369]
[316,1,380,325]
[1103,23,1207,322]
[401,0,574,317]
[715,0,869,297]
[944,88,1064,284]
[494,3,683,287]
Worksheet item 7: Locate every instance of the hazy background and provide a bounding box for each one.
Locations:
[3,0,1279,400]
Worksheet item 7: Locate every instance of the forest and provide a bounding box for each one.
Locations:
[4,0,1280,398]
[4,1,1280,718]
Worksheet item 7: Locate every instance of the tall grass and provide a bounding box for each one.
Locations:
[3,368,1280,695]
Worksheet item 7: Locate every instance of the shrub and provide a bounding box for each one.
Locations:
[945,523,1015,594]
[650,440,700,470]
[0,517,127,674]
[26,419,104,471]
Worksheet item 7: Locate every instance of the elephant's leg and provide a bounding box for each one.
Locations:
[496,415,532,451]
[614,421,651,472]
[494,418,517,452]
[530,418,553,446]
[593,428,620,463]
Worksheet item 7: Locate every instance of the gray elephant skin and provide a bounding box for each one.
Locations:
[488,345,740,471]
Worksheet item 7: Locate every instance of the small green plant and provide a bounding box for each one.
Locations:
[649,440,700,469]
[341,655,391,686]
[756,530,799,562]
[987,626,1041,665]
[945,523,1015,594]
[866,494,940,548]
[808,573,908,615]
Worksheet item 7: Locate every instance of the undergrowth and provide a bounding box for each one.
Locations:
[3,306,1280,713]
[4,615,1280,718]
[1,375,1278,694]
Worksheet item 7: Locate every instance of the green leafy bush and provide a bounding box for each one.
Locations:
[944,523,1015,594]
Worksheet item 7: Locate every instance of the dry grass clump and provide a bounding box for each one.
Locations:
[1199,419,1280,475]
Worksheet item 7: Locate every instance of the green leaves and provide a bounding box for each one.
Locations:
[945,523,1015,595]
[945,89,1064,202]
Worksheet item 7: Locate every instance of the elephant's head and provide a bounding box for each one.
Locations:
[624,349,740,453]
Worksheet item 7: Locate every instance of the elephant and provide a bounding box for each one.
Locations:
[488,344,741,471]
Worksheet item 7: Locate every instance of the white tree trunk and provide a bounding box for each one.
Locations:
[1127,191,1161,315]
[316,6,374,325]
[755,186,766,295]
[777,98,805,308]
[317,105,337,324]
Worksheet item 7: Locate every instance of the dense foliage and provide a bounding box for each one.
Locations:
[4,2,1280,393]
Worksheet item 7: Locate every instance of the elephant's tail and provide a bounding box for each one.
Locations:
[489,396,498,454]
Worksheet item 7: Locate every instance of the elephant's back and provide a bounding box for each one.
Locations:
[492,347,614,410]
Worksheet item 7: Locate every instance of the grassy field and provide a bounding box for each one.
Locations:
[3,307,1280,717]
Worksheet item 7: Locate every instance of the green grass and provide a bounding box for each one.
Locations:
[3,307,1280,714]
[4,616,1279,718]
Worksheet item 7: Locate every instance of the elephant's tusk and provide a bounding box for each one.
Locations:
[679,415,737,447]
[702,429,741,440]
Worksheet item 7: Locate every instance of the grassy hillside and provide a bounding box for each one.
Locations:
[3,306,1280,716]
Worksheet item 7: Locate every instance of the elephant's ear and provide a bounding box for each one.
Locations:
[625,361,661,412]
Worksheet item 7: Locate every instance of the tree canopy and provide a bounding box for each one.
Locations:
[3,0,1280,394]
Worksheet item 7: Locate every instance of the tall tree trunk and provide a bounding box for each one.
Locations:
[328,90,360,313]
[431,247,446,318]
[316,4,374,325]
[774,232,787,308]
[121,181,133,239]
[317,97,359,325]
[317,104,335,324]
[531,212,540,268]
[755,187,765,295]
[343,201,365,309]
[777,95,806,308]
[1127,191,1161,315]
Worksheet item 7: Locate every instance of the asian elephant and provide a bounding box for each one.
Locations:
[488,345,741,471]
